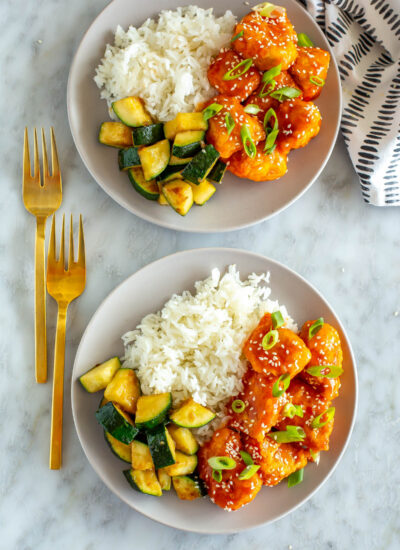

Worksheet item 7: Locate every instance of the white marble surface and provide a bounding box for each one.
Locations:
[1,0,400,548]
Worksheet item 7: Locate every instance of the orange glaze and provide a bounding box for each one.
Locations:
[227,141,288,181]
[243,313,311,377]
[197,427,262,511]
[276,97,321,152]
[232,11,298,71]
[243,434,308,486]
[289,47,330,101]
[204,95,265,159]
[207,48,261,101]
[275,377,334,452]
[228,366,288,440]
[299,321,343,401]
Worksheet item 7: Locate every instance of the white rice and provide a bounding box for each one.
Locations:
[94,6,236,121]
[122,265,297,441]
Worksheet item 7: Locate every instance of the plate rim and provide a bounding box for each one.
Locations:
[66,0,343,234]
[71,247,358,534]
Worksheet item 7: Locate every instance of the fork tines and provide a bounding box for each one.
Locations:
[48,214,85,269]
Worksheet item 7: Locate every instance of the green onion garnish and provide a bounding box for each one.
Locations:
[231,30,244,42]
[254,2,283,18]
[240,451,254,466]
[267,425,306,443]
[264,129,279,153]
[240,125,257,158]
[208,456,237,470]
[305,365,343,378]
[263,108,279,154]
[203,103,223,121]
[271,310,284,328]
[258,79,277,98]
[272,373,291,397]
[311,407,335,429]
[225,112,235,135]
[262,329,279,350]
[212,469,222,482]
[270,86,302,102]
[287,468,304,488]
[262,64,282,83]
[264,108,278,132]
[310,75,325,87]
[309,449,320,463]
[297,32,314,47]
[238,464,260,480]
[283,403,304,419]
[232,399,246,413]
[308,317,324,339]
[223,58,253,81]
[243,104,262,115]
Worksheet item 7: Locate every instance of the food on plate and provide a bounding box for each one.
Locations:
[95,3,331,213]
[79,267,343,509]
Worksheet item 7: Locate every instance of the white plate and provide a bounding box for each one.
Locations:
[67,0,341,233]
[71,248,357,533]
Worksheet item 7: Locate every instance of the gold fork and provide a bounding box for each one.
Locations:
[47,214,86,469]
[23,128,62,383]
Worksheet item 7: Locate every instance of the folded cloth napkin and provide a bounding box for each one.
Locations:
[300,0,400,206]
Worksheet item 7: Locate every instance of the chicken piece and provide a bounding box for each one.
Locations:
[275,378,335,452]
[299,320,343,401]
[198,427,262,511]
[205,95,265,159]
[228,142,287,181]
[289,47,330,101]
[232,10,298,71]
[244,71,302,123]
[276,98,321,152]
[207,48,261,101]
[243,434,308,486]
[243,313,311,377]
[228,366,288,440]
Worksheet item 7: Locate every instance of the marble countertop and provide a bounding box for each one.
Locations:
[1,0,400,548]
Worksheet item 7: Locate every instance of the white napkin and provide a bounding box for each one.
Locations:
[300,0,400,206]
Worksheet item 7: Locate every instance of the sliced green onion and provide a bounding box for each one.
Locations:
[262,329,279,350]
[305,365,343,378]
[240,451,254,466]
[310,75,325,87]
[223,58,253,81]
[231,30,244,42]
[297,32,314,47]
[308,317,324,339]
[263,108,279,153]
[262,64,282,83]
[264,129,279,153]
[264,108,278,132]
[240,125,257,158]
[270,86,301,102]
[311,407,335,429]
[287,468,304,488]
[203,103,223,121]
[309,449,320,463]
[272,373,291,397]
[208,456,237,470]
[225,112,235,135]
[238,464,260,480]
[253,2,284,18]
[212,469,222,482]
[271,310,284,329]
[243,104,262,115]
[267,425,306,443]
[283,403,304,419]
[258,79,277,98]
[232,399,246,413]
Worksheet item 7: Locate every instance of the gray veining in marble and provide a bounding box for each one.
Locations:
[1,0,400,548]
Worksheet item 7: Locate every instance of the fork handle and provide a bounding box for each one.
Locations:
[49,304,68,470]
[35,216,47,383]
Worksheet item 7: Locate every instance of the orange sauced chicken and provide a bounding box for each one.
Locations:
[276,98,321,152]
[207,49,262,101]
[198,427,262,511]
[229,366,288,440]
[299,320,343,401]
[228,142,287,181]
[232,10,298,71]
[205,95,265,159]
[243,434,308,486]
[289,47,330,101]
[243,313,311,377]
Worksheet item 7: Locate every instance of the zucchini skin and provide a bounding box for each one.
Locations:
[157,164,184,183]
[118,147,141,170]
[135,393,172,430]
[79,356,121,393]
[132,123,165,146]
[182,145,220,185]
[95,402,139,444]
[128,168,159,201]
[147,424,176,469]
[208,160,227,184]
[104,431,131,463]
[173,474,207,500]
[123,469,162,496]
